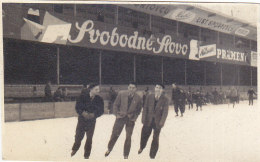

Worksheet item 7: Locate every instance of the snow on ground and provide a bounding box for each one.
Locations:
[2,100,260,162]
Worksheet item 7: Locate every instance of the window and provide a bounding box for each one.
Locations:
[186,60,204,85]
[201,28,217,43]
[54,4,63,13]
[222,63,238,85]
[205,62,221,85]
[136,55,162,84]
[239,65,251,86]
[4,39,57,84]
[219,32,234,48]
[60,46,99,84]
[102,51,134,84]
[163,58,185,85]
[178,22,199,40]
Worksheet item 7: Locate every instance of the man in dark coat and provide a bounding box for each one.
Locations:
[172,83,186,117]
[138,83,169,159]
[44,81,52,101]
[71,83,104,159]
[248,87,257,105]
[105,82,142,159]
[193,90,203,111]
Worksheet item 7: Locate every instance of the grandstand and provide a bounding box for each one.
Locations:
[3,3,257,120]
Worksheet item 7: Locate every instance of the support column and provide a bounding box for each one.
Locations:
[176,21,179,36]
[57,47,60,85]
[74,4,77,17]
[115,6,118,25]
[99,51,102,85]
[250,67,253,86]
[133,55,136,82]
[184,60,187,85]
[204,62,206,85]
[237,65,240,86]
[161,57,164,84]
[220,63,223,86]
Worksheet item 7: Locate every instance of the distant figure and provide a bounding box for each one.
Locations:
[53,87,63,102]
[229,87,237,108]
[212,88,218,104]
[193,90,203,111]
[172,83,186,117]
[142,87,149,107]
[62,87,68,101]
[81,83,90,95]
[236,88,240,104]
[108,87,117,114]
[44,81,52,101]
[186,90,193,109]
[247,87,257,106]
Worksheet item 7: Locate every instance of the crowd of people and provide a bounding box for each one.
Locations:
[69,81,257,159]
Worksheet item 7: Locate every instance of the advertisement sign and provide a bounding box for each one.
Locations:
[170,8,196,22]
[250,51,257,67]
[20,10,190,58]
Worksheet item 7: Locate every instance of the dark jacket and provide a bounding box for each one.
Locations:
[172,87,186,104]
[75,92,104,120]
[45,84,52,97]
[142,93,169,128]
[113,90,142,122]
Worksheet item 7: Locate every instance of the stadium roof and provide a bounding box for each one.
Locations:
[118,4,257,41]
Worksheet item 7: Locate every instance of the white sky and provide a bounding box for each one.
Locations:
[193,3,258,26]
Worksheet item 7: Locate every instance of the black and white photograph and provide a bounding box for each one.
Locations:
[1,1,259,161]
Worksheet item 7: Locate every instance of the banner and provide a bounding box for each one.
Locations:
[3,6,256,66]
[250,51,257,67]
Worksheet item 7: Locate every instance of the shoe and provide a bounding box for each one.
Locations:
[84,156,89,159]
[124,156,128,159]
[175,114,178,117]
[138,149,143,154]
[181,114,183,117]
[71,150,77,157]
[105,150,111,157]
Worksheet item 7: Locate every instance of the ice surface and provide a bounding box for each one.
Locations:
[2,100,260,162]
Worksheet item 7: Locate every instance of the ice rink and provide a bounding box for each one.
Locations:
[2,100,260,162]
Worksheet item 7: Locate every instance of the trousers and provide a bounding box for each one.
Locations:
[72,117,96,158]
[107,116,135,157]
[140,119,161,158]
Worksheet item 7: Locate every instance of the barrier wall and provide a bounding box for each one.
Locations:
[4,100,111,122]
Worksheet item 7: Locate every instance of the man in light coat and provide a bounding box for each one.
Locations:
[138,83,169,159]
[105,82,142,159]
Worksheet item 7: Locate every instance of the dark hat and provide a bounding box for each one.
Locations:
[88,83,99,90]
[156,83,165,89]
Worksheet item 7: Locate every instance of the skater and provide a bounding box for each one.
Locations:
[44,81,52,102]
[138,84,169,159]
[105,82,142,159]
[247,87,257,105]
[187,89,193,109]
[108,87,117,114]
[229,86,237,108]
[193,90,203,111]
[71,83,104,159]
[172,83,186,117]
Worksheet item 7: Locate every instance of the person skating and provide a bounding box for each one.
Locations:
[193,90,203,111]
[138,84,169,159]
[105,82,142,159]
[229,86,237,108]
[71,83,104,159]
[248,87,257,106]
[172,83,186,117]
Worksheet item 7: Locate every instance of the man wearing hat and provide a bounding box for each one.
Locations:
[172,83,186,117]
[105,82,142,159]
[138,83,169,159]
